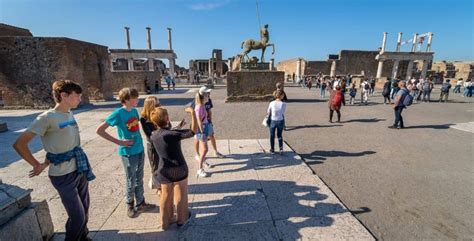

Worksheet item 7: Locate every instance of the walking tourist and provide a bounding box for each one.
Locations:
[389,81,410,129]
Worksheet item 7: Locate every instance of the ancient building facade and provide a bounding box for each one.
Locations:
[0,24,113,107]
[189,49,230,80]
[430,61,473,81]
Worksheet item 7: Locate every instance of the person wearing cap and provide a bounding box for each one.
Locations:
[194,86,224,164]
[194,86,212,177]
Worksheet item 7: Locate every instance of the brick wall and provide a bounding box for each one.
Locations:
[226,70,284,101]
[110,71,161,93]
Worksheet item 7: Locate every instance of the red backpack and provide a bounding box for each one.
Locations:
[332,92,342,106]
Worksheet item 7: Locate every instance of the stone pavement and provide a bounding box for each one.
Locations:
[0,109,373,240]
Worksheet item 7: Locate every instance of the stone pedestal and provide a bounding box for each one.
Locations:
[0,182,54,241]
[226,70,284,102]
[0,121,7,133]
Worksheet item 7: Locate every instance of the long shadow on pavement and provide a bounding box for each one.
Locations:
[285,124,342,131]
[403,124,452,129]
[301,150,376,165]
[342,118,386,123]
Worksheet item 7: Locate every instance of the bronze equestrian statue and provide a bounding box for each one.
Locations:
[241,24,275,63]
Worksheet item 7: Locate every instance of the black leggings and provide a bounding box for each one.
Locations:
[329,109,341,122]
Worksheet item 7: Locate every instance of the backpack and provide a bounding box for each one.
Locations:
[402,90,413,107]
[423,81,431,91]
[349,90,356,97]
[441,83,450,92]
[332,92,342,106]
[364,83,369,90]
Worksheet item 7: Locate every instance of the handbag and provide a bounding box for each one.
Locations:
[262,110,271,127]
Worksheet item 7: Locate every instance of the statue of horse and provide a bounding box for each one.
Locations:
[241,24,275,63]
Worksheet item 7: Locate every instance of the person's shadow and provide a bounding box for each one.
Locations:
[301,150,376,165]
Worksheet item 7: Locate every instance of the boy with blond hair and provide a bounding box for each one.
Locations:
[96,88,154,218]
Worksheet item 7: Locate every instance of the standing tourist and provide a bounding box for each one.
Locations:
[439,79,452,102]
[361,79,370,105]
[14,80,93,241]
[382,78,392,104]
[329,85,345,123]
[267,90,287,154]
[140,96,161,192]
[150,106,197,230]
[96,88,154,218]
[349,83,357,105]
[194,88,212,177]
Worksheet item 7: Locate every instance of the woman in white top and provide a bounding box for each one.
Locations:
[267,90,287,154]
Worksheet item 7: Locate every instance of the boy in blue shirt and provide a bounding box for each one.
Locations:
[96,87,154,218]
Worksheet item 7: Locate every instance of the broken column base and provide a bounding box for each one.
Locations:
[0,181,54,241]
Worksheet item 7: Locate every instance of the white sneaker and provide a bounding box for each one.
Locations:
[197,169,210,177]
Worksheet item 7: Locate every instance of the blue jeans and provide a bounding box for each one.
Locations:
[121,152,145,205]
[269,120,284,151]
[393,106,404,128]
[50,171,89,241]
[320,88,326,98]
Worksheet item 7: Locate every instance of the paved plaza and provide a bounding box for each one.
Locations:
[1,85,473,240]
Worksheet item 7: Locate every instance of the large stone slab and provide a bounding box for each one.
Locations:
[226,70,284,102]
[0,183,32,226]
[0,208,42,241]
[181,221,280,241]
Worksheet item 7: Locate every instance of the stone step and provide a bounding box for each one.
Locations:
[0,183,32,226]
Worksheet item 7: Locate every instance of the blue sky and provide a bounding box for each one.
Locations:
[1,0,473,67]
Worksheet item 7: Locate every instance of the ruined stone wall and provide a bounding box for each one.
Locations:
[0,24,33,37]
[0,37,113,107]
[305,61,330,75]
[335,50,395,78]
[111,71,161,93]
[276,59,305,81]
[226,71,284,101]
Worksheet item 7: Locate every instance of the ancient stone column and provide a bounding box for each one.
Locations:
[128,59,134,71]
[146,27,152,50]
[381,32,388,53]
[269,58,274,70]
[411,33,418,52]
[167,27,173,50]
[330,60,337,77]
[406,60,414,80]
[426,32,433,52]
[421,60,429,78]
[124,27,131,49]
[168,58,175,76]
[396,32,403,52]
[296,58,302,81]
[376,61,384,79]
[392,60,400,79]
[148,58,154,71]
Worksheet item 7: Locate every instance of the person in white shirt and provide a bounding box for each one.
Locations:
[454,78,463,93]
[360,79,370,105]
[266,90,287,154]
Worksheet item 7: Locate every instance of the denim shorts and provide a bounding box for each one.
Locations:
[195,123,210,141]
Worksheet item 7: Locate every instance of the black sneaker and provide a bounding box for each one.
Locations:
[127,203,137,218]
[136,201,156,212]
[177,211,192,228]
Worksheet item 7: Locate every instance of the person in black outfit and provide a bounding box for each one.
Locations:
[150,106,197,230]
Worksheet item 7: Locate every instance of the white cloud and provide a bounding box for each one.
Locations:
[189,0,231,11]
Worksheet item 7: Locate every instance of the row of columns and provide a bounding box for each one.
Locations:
[121,26,175,74]
[376,59,429,80]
